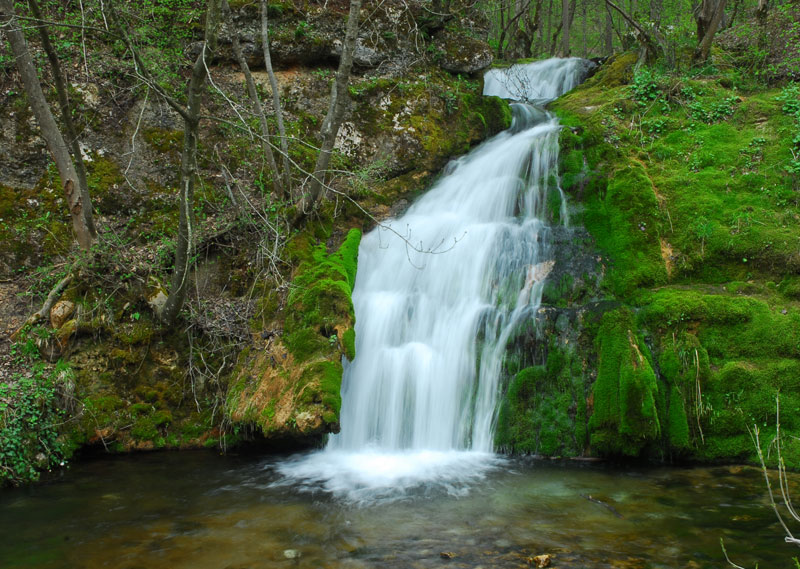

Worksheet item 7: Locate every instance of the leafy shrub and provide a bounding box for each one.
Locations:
[0,362,69,486]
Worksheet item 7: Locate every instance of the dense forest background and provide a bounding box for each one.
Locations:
[0,0,799,487]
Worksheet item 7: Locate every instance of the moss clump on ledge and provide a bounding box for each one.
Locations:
[226,228,361,441]
[496,342,587,456]
[588,308,661,456]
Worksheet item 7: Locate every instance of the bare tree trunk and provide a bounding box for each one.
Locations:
[755,0,769,23]
[530,0,543,56]
[498,0,534,59]
[581,0,587,57]
[605,0,667,65]
[221,0,283,197]
[605,3,614,55]
[498,0,509,58]
[28,0,96,239]
[650,0,663,27]
[561,0,570,55]
[694,0,718,42]
[294,0,362,224]
[159,0,222,325]
[545,0,553,55]
[693,0,727,63]
[261,0,292,196]
[111,0,222,324]
[0,0,95,251]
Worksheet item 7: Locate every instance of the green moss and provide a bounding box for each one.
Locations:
[131,417,159,441]
[496,343,586,455]
[589,308,661,456]
[342,328,356,361]
[582,162,667,297]
[86,155,126,214]
[130,403,152,416]
[115,318,156,345]
[299,360,343,415]
[667,384,690,450]
[283,228,361,363]
[142,127,182,155]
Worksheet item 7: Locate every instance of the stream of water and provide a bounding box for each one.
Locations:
[1,452,795,568]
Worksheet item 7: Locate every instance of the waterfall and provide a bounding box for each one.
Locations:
[278,58,594,502]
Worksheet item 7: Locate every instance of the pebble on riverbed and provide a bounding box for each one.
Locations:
[283,549,301,559]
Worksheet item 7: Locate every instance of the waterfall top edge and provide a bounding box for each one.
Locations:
[483,57,597,104]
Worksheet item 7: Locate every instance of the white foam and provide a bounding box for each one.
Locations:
[275,449,505,504]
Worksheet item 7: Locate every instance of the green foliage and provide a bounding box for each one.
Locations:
[284,228,361,362]
[630,68,663,106]
[0,361,70,486]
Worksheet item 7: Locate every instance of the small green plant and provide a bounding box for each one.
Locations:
[294,20,311,39]
[630,68,662,105]
[689,96,738,123]
[0,361,70,486]
[776,83,800,119]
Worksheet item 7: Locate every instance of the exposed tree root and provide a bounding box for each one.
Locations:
[10,274,73,342]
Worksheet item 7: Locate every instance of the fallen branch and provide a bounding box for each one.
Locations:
[580,493,624,518]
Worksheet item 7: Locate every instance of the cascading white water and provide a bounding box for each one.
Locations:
[278,58,594,502]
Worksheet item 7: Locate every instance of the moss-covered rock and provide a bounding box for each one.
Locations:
[226,228,361,441]
[537,52,800,466]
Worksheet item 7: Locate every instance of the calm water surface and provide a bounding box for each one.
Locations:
[0,452,795,568]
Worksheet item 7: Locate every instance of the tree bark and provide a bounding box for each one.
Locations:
[294,0,361,224]
[159,0,222,325]
[694,0,718,42]
[0,0,95,251]
[560,0,570,55]
[693,0,728,63]
[28,0,96,239]
[498,0,534,59]
[581,0,587,57]
[605,0,666,65]
[650,0,663,27]
[221,0,283,197]
[755,0,769,23]
[261,0,292,196]
[605,3,614,55]
[545,0,553,55]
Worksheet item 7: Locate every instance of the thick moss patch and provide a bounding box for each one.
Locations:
[588,308,661,456]
[226,228,361,440]
[538,54,800,466]
[496,342,588,456]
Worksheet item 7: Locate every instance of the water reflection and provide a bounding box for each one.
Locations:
[0,453,793,568]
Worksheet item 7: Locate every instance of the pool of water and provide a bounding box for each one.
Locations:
[0,451,795,568]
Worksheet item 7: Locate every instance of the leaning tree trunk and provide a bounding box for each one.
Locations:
[221,0,283,197]
[693,0,727,63]
[694,0,718,42]
[0,0,95,251]
[28,0,96,239]
[605,0,667,66]
[294,0,362,224]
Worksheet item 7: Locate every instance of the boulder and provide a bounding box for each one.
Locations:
[435,32,493,74]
